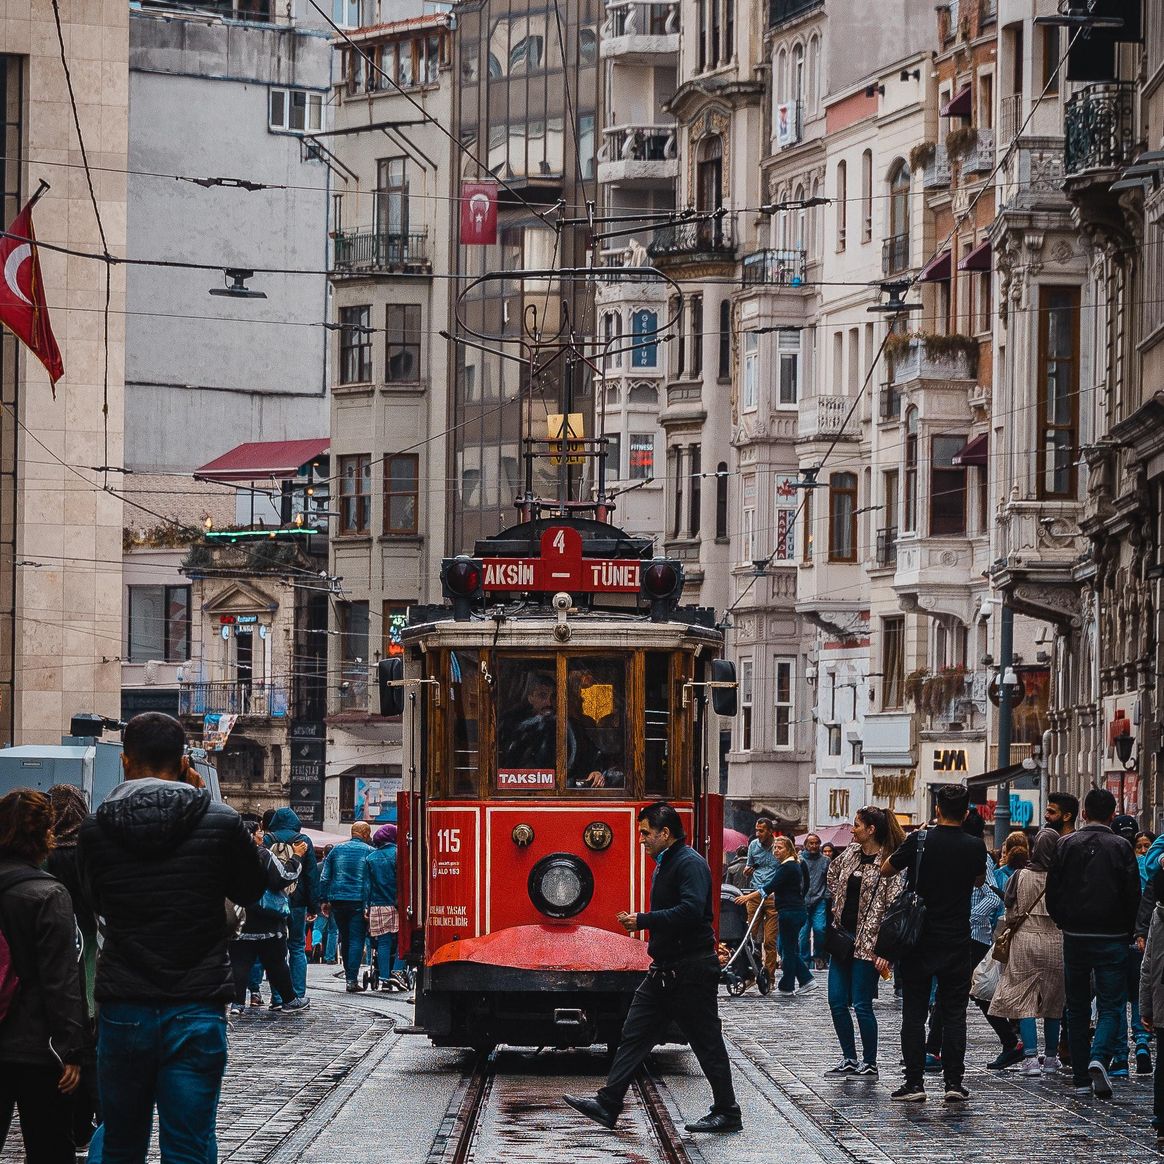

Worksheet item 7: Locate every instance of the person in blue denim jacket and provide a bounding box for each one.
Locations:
[320,823,373,991]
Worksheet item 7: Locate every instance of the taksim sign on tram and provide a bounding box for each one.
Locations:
[480,526,642,593]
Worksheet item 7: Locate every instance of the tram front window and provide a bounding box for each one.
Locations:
[566,659,625,789]
[496,663,558,784]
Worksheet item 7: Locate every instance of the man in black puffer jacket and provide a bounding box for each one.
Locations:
[77,713,269,1164]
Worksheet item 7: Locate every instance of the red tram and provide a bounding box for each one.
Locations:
[380,515,735,1051]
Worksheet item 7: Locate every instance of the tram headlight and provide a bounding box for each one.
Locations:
[527,853,594,919]
[582,821,613,851]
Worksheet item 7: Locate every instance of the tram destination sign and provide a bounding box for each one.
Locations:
[481,526,641,594]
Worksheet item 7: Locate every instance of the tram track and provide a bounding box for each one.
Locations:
[431,1049,695,1164]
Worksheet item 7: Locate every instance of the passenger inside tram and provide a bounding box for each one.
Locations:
[497,672,557,770]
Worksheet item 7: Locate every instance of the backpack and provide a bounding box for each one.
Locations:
[0,868,55,1022]
[258,843,299,916]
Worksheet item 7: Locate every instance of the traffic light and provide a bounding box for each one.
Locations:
[378,657,404,717]
[441,555,484,620]
[639,557,684,621]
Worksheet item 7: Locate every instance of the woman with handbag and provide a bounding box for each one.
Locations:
[822,806,905,1077]
[988,827,1064,1074]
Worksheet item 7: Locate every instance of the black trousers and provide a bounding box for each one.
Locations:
[598,955,736,1114]
[900,938,972,1088]
[230,936,295,1005]
[926,938,1018,1055]
[0,1061,75,1164]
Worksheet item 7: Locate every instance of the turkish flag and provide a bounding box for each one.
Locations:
[0,200,63,389]
[460,180,498,245]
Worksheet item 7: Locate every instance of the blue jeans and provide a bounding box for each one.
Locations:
[287,907,308,998]
[1018,1017,1061,1058]
[373,932,398,980]
[97,1002,227,1164]
[1117,943,1151,1061]
[828,956,878,1064]
[1063,935,1128,1086]
[800,899,828,963]
[777,909,813,993]
[331,901,366,984]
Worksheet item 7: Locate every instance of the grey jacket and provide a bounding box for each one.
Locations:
[1140,904,1164,1030]
[802,850,830,906]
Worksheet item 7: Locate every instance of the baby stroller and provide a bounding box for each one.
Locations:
[360,942,414,992]
[718,884,771,997]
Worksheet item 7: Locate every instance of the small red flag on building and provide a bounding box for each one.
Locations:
[460,180,498,245]
[0,194,63,390]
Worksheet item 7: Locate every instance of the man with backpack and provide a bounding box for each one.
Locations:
[77,713,284,1164]
[882,784,987,1103]
[262,808,320,1006]
[229,822,310,1015]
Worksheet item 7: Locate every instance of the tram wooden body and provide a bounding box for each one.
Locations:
[385,516,732,1050]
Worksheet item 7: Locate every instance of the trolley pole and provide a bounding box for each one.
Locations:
[994,602,1014,848]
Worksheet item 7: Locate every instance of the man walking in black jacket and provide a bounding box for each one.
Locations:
[1047,786,1141,1098]
[78,713,273,1164]
[563,801,740,1134]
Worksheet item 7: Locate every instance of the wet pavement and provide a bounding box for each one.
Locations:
[1,963,1158,1161]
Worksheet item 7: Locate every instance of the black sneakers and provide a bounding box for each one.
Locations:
[825,1060,858,1075]
[684,1109,743,1133]
[944,1084,970,1103]
[890,1083,926,1102]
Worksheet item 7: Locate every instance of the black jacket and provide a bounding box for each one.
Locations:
[77,779,269,1003]
[1047,822,1141,939]
[0,860,87,1067]
[770,859,808,913]
[636,841,715,966]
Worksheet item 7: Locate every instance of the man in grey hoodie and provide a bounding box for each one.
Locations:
[799,834,831,969]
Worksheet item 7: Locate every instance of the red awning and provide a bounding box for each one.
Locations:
[959,238,992,271]
[919,249,952,283]
[953,432,988,467]
[940,85,972,117]
[195,438,330,483]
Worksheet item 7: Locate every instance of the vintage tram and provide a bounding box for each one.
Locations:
[380,513,735,1051]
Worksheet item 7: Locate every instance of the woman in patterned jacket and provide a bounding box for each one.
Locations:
[823,806,905,1078]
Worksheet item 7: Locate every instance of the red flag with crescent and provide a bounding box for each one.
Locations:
[0,200,63,389]
[460,180,498,245]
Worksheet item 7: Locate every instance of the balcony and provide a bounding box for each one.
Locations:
[601,0,679,59]
[798,394,859,441]
[1064,82,1136,178]
[878,383,902,421]
[861,712,914,766]
[875,526,898,568]
[179,681,290,719]
[768,0,822,28]
[597,124,679,187]
[332,229,431,276]
[882,232,910,276]
[998,137,1066,212]
[648,215,735,261]
[922,144,951,190]
[963,127,994,176]
[741,247,807,287]
[889,335,978,385]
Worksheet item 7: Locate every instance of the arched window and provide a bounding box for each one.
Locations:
[793,182,806,251]
[792,42,805,107]
[715,462,728,539]
[887,159,911,273]
[836,160,847,250]
[696,135,723,211]
[903,406,918,532]
[810,176,821,257]
[807,34,821,112]
[861,150,873,242]
[775,47,788,107]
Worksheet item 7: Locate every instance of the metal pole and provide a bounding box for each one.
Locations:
[994,602,1014,848]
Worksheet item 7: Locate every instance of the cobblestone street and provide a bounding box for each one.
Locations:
[5,964,1156,1163]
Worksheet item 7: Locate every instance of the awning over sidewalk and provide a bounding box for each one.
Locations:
[195,437,330,483]
[958,238,992,271]
[919,249,952,282]
[964,762,1029,791]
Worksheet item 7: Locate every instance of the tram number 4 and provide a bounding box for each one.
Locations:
[436,827,462,854]
[551,529,566,554]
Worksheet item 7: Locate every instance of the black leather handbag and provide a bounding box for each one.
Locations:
[873,829,928,961]
[823,920,855,962]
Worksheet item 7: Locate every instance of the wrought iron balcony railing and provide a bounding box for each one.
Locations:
[600,124,677,163]
[879,383,902,421]
[332,229,431,274]
[741,247,807,287]
[882,232,910,276]
[179,681,290,718]
[1064,82,1136,177]
[648,215,736,259]
[604,0,678,37]
[876,526,898,568]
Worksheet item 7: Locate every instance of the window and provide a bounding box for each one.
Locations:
[670,297,685,376]
[631,309,658,368]
[602,311,622,370]
[382,601,408,657]
[339,454,372,534]
[338,601,369,710]
[741,474,756,562]
[1041,25,1061,94]
[697,136,723,214]
[688,445,701,537]
[807,34,820,111]
[903,407,918,532]
[386,303,421,382]
[718,299,731,379]
[772,658,794,748]
[887,160,911,272]
[802,486,814,562]
[629,432,654,480]
[375,157,409,250]
[827,724,842,756]
[604,432,621,479]
[671,448,684,538]
[738,657,753,751]
[861,149,873,242]
[268,88,322,133]
[715,462,728,539]
[339,306,372,385]
[828,472,857,562]
[697,0,707,70]
[882,616,905,709]
[774,475,797,562]
[710,0,721,66]
[332,0,359,27]
[974,268,992,335]
[777,331,799,405]
[931,435,967,536]
[690,295,704,375]
[742,331,758,409]
[127,585,190,663]
[1038,286,1080,498]
[383,453,419,535]
[836,160,847,250]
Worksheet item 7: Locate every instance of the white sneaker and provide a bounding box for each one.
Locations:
[797,978,818,994]
[1020,1057,1042,1076]
[1042,1056,1062,1075]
